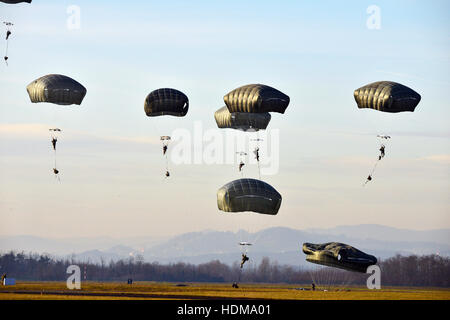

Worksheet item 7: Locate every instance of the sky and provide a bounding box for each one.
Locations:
[0,0,449,238]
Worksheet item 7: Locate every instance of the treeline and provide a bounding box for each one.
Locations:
[0,251,449,287]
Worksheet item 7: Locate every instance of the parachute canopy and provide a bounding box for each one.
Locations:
[224,84,290,114]
[302,242,377,273]
[354,81,421,113]
[214,106,271,132]
[217,178,282,215]
[144,88,189,117]
[0,1,31,3]
[26,74,87,105]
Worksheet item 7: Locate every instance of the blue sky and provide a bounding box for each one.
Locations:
[0,1,449,238]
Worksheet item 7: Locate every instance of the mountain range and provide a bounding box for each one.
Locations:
[1,224,448,267]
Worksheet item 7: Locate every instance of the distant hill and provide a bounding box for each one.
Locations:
[1,225,448,267]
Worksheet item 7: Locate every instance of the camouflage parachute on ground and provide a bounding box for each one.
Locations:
[354,81,421,113]
[302,242,377,273]
[214,106,271,132]
[144,88,189,117]
[217,178,282,215]
[224,84,290,114]
[26,74,87,105]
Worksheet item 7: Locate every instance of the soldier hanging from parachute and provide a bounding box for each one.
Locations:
[49,128,61,151]
[1,0,32,63]
[216,83,290,179]
[144,88,189,178]
[26,74,87,179]
[217,178,282,287]
[354,81,420,186]
[240,253,249,268]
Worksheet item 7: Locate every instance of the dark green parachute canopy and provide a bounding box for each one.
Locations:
[217,178,282,215]
[224,84,290,114]
[214,106,271,132]
[144,88,189,117]
[26,74,87,105]
[354,81,421,113]
[302,242,377,273]
[0,0,31,3]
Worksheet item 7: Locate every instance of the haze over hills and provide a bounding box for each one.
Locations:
[0,224,448,267]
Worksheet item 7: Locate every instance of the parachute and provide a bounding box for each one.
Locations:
[26,74,87,105]
[26,75,86,179]
[355,81,421,185]
[217,178,282,286]
[214,106,271,132]
[220,84,289,177]
[302,242,377,273]
[0,1,32,3]
[144,88,189,117]
[354,81,421,113]
[217,178,282,215]
[224,84,290,114]
[144,88,189,177]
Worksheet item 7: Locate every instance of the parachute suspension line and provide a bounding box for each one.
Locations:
[307,267,317,290]
[4,38,8,65]
[49,129,61,180]
[339,271,354,290]
[3,22,13,66]
[251,134,262,180]
[363,136,389,186]
[162,137,171,178]
[151,119,171,178]
[165,151,169,172]
[256,158,261,180]
[256,132,261,180]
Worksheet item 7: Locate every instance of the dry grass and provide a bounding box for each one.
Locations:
[1,281,449,300]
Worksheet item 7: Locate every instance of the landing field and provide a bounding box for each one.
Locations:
[1,282,449,300]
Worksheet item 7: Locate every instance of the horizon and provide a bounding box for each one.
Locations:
[1,223,450,240]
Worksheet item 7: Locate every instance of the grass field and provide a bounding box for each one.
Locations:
[1,281,449,300]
